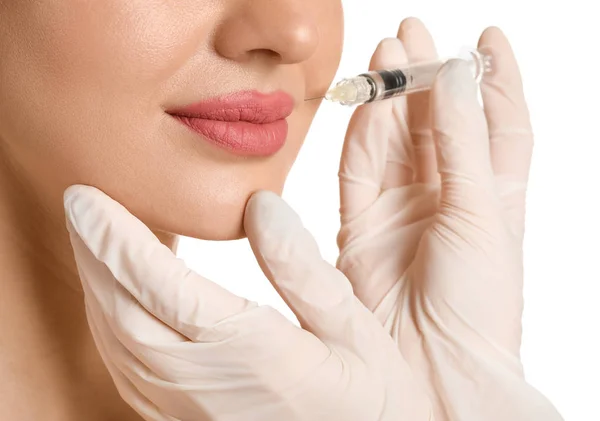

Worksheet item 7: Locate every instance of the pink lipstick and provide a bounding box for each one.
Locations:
[167,90,295,156]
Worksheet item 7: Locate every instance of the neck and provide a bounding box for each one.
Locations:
[0,150,176,420]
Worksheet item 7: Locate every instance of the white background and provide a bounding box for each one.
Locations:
[178,1,599,419]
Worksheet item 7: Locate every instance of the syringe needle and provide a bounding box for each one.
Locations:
[304,96,325,101]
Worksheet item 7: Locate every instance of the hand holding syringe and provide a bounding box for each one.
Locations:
[307,47,493,106]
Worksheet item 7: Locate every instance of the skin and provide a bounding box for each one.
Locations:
[0,1,343,419]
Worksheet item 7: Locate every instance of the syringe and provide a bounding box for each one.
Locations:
[309,47,492,106]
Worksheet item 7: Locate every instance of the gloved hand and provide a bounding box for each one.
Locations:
[336,19,563,421]
[63,184,433,421]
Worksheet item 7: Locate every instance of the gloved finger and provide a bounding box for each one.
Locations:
[430,60,498,216]
[245,190,395,361]
[397,17,439,184]
[479,27,533,182]
[376,39,415,192]
[64,184,257,343]
[70,218,190,344]
[339,37,412,223]
[478,27,533,237]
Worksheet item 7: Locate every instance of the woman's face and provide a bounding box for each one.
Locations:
[0,0,343,240]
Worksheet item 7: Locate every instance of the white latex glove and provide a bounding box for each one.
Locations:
[336,20,563,421]
[63,184,433,421]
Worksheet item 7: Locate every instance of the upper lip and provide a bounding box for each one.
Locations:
[166,90,295,124]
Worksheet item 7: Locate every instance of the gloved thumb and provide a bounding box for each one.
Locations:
[431,59,497,215]
[244,191,385,356]
[63,184,256,343]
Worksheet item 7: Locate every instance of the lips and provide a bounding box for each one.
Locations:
[167,90,295,156]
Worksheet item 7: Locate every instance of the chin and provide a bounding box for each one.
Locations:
[144,205,245,242]
[140,185,280,242]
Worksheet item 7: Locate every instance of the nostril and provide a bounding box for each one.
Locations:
[249,48,282,63]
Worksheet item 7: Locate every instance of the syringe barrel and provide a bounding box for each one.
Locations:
[356,48,492,105]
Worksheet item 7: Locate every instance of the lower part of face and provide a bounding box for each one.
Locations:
[0,0,343,240]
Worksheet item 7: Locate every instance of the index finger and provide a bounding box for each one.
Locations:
[339,37,411,222]
[64,184,256,342]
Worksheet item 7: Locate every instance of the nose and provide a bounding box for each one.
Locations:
[214,0,320,65]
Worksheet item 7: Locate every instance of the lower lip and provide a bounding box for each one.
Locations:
[172,115,288,156]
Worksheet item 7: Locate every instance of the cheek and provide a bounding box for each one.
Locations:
[28,1,208,98]
[0,0,207,188]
